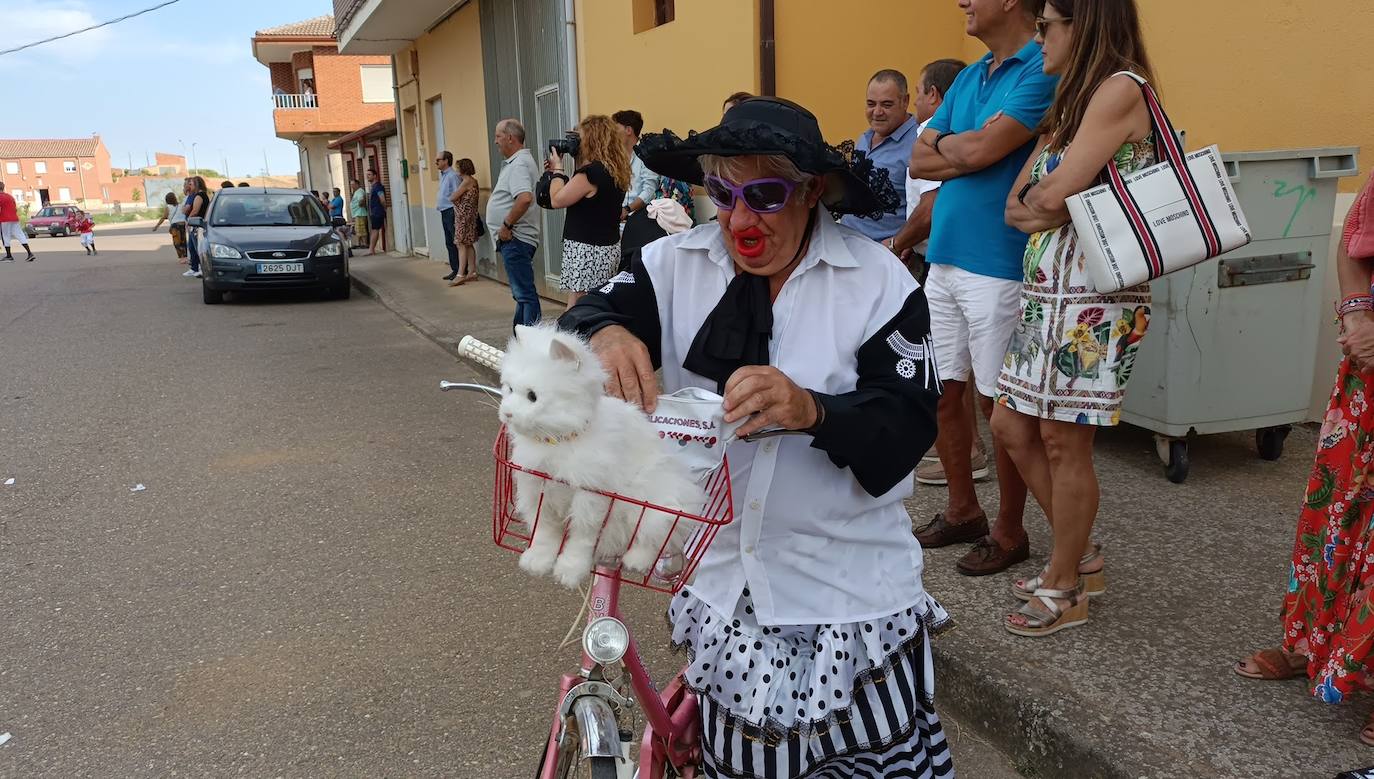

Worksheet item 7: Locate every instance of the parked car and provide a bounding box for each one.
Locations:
[189,188,351,305]
[24,204,81,238]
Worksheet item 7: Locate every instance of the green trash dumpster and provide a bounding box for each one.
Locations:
[1120,146,1360,483]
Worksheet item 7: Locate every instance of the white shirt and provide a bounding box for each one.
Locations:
[905,118,941,254]
[169,199,187,225]
[634,209,939,625]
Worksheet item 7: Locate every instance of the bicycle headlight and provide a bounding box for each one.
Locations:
[582,617,629,665]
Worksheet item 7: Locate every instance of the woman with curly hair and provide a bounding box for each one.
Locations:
[542,114,629,305]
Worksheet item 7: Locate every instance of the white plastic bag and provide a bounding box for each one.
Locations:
[647,387,741,484]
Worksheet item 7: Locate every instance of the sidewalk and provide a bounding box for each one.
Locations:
[349,252,564,361]
[350,254,1368,778]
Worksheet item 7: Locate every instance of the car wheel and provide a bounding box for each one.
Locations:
[202,280,223,305]
[331,281,351,300]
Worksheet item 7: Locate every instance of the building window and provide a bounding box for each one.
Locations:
[360,64,392,103]
[63,160,77,173]
[4,162,16,174]
[34,161,47,174]
[633,0,674,31]
[58,187,71,201]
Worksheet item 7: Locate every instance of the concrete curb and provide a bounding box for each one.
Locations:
[350,271,472,366]
[931,642,1129,779]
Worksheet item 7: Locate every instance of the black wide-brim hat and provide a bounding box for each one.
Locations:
[635,97,900,219]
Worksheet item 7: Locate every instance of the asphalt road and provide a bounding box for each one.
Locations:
[0,224,1017,777]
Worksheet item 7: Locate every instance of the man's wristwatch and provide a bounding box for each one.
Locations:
[933,131,955,154]
[502,221,513,231]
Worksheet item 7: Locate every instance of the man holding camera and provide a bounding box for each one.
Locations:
[612,109,659,222]
[486,118,542,327]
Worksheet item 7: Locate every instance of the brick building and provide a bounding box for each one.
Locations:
[251,14,396,197]
[0,136,115,211]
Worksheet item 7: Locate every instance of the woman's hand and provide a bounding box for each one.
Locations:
[589,325,659,412]
[1341,313,1374,370]
[545,149,561,173]
[723,366,817,438]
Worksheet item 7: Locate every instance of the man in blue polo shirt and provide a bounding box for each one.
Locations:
[912,0,1058,577]
[839,69,921,246]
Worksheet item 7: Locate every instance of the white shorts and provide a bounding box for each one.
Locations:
[81,232,94,246]
[0,221,26,248]
[925,262,1022,397]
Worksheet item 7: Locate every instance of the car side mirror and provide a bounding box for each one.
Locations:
[187,216,205,229]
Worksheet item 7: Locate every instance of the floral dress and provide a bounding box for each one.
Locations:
[996,138,1155,426]
[1283,176,1374,703]
[453,179,479,245]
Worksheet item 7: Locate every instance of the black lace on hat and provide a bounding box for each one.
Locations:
[635,97,900,220]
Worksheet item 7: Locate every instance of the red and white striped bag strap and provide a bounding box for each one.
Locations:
[1104,70,1225,260]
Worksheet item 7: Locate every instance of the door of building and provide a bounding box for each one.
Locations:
[37,188,50,206]
[480,0,573,301]
[386,135,410,253]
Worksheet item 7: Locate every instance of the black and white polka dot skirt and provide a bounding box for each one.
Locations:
[557,238,620,292]
[669,588,955,779]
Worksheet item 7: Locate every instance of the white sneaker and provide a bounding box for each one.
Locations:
[182,269,196,277]
[192,271,203,278]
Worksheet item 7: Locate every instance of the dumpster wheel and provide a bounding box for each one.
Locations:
[1155,436,1190,484]
[1256,426,1291,462]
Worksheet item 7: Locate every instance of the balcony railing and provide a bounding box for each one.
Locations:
[273,93,318,109]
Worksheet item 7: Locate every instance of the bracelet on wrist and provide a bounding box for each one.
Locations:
[1335,295,1373,324]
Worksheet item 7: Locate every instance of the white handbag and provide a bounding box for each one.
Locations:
[1066,72,1252,293]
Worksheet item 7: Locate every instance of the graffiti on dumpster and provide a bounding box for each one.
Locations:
[1272,180,1317,239]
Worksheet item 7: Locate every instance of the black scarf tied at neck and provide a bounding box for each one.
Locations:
[682,271,772,393]
[682,210,818,393]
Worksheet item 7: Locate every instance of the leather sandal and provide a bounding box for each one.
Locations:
[1005,583,1089,637]
[1013,543,1106,601]
[914,512,989,548]
[1233,647,1307,680]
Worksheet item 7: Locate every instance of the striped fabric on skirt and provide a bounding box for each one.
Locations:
[670,588,955,779]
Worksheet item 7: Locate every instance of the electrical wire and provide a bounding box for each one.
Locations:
[0,0,184,57]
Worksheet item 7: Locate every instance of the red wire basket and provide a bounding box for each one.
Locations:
[491,426,734,594]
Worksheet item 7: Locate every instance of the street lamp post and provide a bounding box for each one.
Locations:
[191,143,199,177]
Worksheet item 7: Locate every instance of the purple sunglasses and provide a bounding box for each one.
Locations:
[703,175,798,214]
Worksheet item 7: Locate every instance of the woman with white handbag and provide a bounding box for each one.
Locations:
[989,0,1158,637]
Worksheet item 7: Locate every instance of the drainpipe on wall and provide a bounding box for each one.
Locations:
[563,0,580,125]
[759,0,776,97]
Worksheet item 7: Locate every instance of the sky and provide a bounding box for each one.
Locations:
[0,0,334,178]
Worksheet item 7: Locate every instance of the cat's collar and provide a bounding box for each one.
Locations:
[537,431,580,446]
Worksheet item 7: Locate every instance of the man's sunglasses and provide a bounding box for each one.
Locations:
[1035,16,1072,37]
[703,175,798,214]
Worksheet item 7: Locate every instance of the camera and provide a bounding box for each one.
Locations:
[548,131,580,158]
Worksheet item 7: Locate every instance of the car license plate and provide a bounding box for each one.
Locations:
[256,262,304,274]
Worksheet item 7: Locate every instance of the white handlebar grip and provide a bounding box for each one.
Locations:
[457,335,505,372]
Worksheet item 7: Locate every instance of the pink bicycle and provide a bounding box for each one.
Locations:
[445,338,745,778]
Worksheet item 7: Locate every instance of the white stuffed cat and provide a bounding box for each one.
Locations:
[499,324,705,589]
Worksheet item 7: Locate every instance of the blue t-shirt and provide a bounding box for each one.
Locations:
[840,114,921,242]
[329,196,344,219]
[925,39,1059,281]
[369,182,386,218]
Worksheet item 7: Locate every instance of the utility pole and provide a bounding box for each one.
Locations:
[191,143,199,176]
[220,149,228,179]
[262,148,270,179]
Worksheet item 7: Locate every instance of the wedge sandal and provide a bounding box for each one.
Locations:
[1013,543,1105,601]
[1005,584,1089,637]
